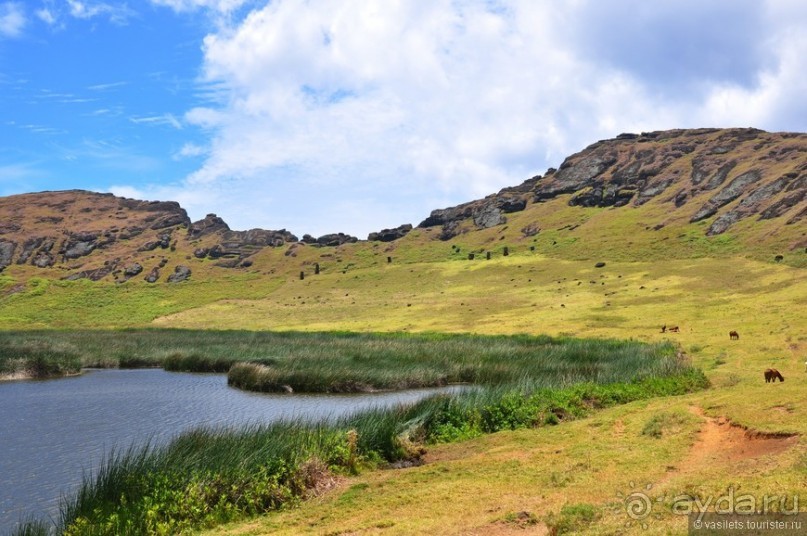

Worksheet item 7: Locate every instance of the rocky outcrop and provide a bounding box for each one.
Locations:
[64,260,119,282]
[167,265,191,283]
[759,184,807,223]
[138,232,172,252]
[189,214,230,237]
[286,231,356,247]
[192,224,298,267]
[17,237,45,265]
[368,224,413,242]
[118,198,190,230]
[536,151,618,202]
[62,231,100,260]
[0,240,15,271]
[118,226,144,240]
[691,170,763,224]
[418,185,531,240]
[412,128,805,239]
[497,128,804,236]
[707,174,794,235]
[316,233,358,247]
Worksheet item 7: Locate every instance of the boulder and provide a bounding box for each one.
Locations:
[123,263,143,277]
[368,224,413,242]
[138,241,160,252]
[144,267,160,283]
[214,259,241,268]
[317,233,358,247]
[118,226,144,240]
[167,265,191,283]
[63,240,96,260]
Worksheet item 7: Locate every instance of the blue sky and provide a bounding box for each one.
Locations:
[1,1,806,238]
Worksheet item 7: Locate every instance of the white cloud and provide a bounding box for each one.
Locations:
[0,2,25,38]
[174,142,207,159]
[129,114,183,129]
[35,7,56,26]
[124,0,807,237]
[149,0,248,14]
[87,81,128,91]
[66,0,134,24]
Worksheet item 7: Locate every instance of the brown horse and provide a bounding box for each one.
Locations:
[764,368,784,383]
[729,331,739,340]
[668,325,680,333]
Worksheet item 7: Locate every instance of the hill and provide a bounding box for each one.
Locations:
[0,128,804,291]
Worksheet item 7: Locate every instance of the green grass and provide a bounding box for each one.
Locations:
[0,338,81,379]
[0,275,285,329]
[640,410,695,438]
[1,329,684,393]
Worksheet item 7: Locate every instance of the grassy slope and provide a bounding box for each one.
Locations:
[1,192,806,534]
[184,251,804,534]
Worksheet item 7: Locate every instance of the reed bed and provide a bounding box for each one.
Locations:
[1,330,678,392]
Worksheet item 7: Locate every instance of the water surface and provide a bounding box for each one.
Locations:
[0,368,457,532]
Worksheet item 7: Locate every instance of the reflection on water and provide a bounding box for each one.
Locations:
[0,369,459,531]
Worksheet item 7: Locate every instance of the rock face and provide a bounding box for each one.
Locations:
[0,191,190,276]
[368,224,413,242]
[188,214,230,237]
[189,213,298,264]
[417,128,806,238]
[64,260,119,282]
[0,240,15,271]
[418,184,532,240]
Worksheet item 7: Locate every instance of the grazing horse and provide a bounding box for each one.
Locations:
[668,325,680,333]
[729,331,739,340]
[764,368,785,383]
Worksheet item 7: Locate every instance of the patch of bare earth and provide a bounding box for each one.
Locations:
[463,511,550,536]
[662,407,797,483]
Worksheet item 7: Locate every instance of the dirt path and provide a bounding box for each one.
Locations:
[660,407,797,485]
